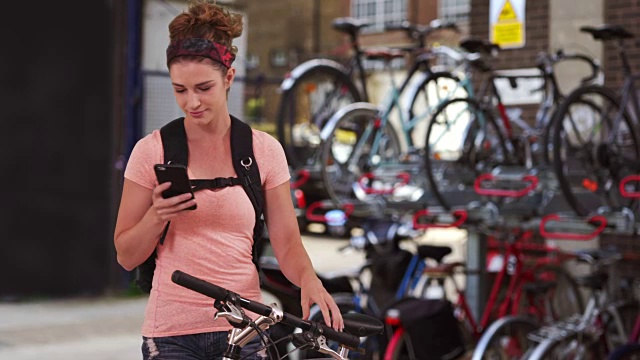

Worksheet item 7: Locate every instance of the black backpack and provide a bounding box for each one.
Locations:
[134,115,265,293]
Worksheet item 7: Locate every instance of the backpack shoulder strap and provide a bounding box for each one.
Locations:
[160,117,188,166]
[230,115,265,267]
[157,117,188,245]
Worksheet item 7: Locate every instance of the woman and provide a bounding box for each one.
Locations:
[113,1,343,359]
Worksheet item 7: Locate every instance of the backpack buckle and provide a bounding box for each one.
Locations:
[215,177,236,188]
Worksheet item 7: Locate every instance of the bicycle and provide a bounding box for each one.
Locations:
[170,269,384,360]
[423,37,602,210]
[469,212,616,360]
[548,24,640,216]
[317,39,476,208]
[277,18,463,172]
[522,248,640,360]
[383,209,586,360]
[295,210,460,359]
[607,262,640,360]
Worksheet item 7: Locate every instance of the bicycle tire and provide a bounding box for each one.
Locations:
[406,72,469,149]
[526,332,605,360]
[471,315,539,360]
[276,65,361,170]
[550,84,640,216]
[608,344,640,360]
[424,97,509,210]
[319,103,402,208]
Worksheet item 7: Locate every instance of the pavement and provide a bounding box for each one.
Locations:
[0,230,466,360]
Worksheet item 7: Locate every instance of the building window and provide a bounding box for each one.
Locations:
[439,0,470,24]
[351,0,408,33]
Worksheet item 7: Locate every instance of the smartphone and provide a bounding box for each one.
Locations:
[154,163,197,210]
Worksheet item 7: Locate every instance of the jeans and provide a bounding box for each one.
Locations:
[142,331,268,360]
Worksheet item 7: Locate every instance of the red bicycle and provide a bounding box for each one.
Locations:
[383,213,589,359]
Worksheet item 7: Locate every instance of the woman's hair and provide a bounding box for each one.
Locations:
[168,0,243,68]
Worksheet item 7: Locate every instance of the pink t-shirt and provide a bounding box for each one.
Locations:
[124,126,290,337]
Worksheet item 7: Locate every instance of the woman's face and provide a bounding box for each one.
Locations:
[169,59,235,125]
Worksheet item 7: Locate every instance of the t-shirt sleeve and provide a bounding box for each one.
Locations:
[253,130,291,190]
[123,131,163,190]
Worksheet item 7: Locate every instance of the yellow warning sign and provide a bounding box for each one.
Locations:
[499,0,517,21]
[490,0,525,49]
[493,22,523,47]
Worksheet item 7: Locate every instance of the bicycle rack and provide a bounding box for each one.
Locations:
[412,208,468,229]
[620,174,640,198]
[473,173,539,198]
[539,214,607,240]
[290,168,311,189]
[357,172,411,195]
[305,201,355,223]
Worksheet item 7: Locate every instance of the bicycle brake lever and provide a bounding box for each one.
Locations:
[291,332,321,351]
[215,302,248,327]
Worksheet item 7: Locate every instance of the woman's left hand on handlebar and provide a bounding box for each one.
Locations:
[300,277,344,331]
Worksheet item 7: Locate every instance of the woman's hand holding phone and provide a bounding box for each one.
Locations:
[150,164,197,222]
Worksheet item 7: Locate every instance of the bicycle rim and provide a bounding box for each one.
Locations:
[408,72,469,149]
[472,316,539,360]
[424,98,508,210]
[551,85,640,216]
[320,107,402,208]
[277,67,361,170]
[529,333,605,360]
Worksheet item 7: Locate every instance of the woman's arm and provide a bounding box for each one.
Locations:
[264,181,344,331]
[113,179,196,271]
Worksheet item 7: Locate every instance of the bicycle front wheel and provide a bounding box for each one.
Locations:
[277,65,361,170]
[424,98,508,210]
[320,104,402,208]
[407,72,469,149]
[551,85,640,216]
[471,315,539,360]
[527,332,605,360]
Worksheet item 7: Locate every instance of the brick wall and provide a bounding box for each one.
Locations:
[603,0,640,89]
[600,1,640,278]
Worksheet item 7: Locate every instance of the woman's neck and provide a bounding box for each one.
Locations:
[183,113,231,144]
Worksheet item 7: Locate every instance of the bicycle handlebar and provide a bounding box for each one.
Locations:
[171,270,361,350]
[536,49,601,84]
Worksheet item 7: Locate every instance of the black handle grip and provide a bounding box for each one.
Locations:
[171,270,361,349]
[171,270,229,301]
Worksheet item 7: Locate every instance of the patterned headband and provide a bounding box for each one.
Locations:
[166,38,236,68]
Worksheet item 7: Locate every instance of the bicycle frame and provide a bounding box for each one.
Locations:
[361,52,473,161]
[438,230,575,340]
[610,74,640,144]
[472,50,599,168]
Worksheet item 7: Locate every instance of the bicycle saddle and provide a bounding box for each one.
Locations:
[364,48,405,62]
[417,245,452,264]
[343,312,384,337]
[332,17,372,37]
[580,24,634,41]
[459,36,501,55]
